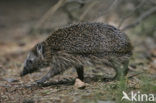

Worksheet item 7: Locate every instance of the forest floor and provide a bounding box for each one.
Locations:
[0,30,156,103]
[0,1,156,103]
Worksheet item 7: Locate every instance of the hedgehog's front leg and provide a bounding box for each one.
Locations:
[75,65,84,81]
[36,63,65,84]
[36,55,73,84]
[35,68,55,84]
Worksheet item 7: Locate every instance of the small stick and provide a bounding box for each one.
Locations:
[128,72,144,79]
[35,0,67,30]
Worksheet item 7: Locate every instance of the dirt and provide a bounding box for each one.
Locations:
[0,27,155,103]
[0,0,156,103]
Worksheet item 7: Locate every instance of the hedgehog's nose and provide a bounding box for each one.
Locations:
[20,67,28,77]
[20,71,25,77]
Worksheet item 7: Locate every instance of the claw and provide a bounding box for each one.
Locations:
[35,79,46,85]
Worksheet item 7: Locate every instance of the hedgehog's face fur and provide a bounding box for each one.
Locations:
[20,43,46,76]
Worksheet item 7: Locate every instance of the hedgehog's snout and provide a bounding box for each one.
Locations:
[20,66,28,77]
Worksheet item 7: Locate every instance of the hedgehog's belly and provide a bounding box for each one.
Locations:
[78,52,131,67]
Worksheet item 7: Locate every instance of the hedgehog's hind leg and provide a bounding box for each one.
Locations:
[75,65,84,81]
[93,56,129,81]
[111,57,129,80]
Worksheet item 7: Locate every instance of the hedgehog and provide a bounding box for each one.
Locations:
[20,22,133,84]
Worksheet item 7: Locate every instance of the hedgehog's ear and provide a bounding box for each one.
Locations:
[36,43,44,59]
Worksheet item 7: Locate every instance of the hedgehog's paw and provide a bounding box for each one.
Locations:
[35,79,46,85]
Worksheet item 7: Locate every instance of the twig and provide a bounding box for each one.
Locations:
[67,0,88,4]
[63,0,86,23]
[40,78,75,87]
[79,1,98,21]
[35,0,67,30]
[122,6,156,31]
[118,0,146,28]
[102,0,119,15]
[128,72,144,79]
[94,0,120,21]
[0,84,11,88]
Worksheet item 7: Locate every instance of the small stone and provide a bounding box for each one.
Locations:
[74,78,86,89]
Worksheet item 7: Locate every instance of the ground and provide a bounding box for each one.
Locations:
[0,1,156,103]
[0,30,156,103]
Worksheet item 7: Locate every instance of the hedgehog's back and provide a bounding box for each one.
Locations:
[45,22,132,56]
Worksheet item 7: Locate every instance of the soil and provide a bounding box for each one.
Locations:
[0,0,156,103]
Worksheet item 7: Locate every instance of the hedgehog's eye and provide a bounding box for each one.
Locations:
[27,59,33,65]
